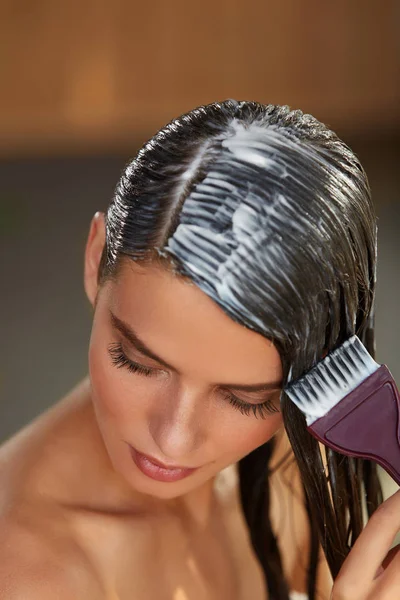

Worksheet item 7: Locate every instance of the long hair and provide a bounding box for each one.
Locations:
[97,100,382,600]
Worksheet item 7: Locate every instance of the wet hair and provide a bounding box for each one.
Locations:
[97,100,382,600]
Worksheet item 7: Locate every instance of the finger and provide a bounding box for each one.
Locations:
[337,489,400,590]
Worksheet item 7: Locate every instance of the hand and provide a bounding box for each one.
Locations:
[331,488,400,599]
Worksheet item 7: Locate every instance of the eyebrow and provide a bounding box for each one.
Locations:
[109,310,282,392]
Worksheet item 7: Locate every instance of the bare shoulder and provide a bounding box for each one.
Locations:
[0,381,103,596]
[0,513,104,599]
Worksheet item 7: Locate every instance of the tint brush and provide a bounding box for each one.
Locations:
[285,336,400,484]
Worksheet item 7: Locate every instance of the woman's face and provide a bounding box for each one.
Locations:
[85,217,284,500]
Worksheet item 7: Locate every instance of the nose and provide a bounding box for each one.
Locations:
[147,380,208,464]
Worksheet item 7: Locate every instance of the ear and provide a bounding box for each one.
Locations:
[84,211,106,307]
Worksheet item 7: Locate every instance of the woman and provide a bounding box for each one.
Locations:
[1,99,399,600]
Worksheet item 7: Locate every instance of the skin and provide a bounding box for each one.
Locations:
[0,211,398,599]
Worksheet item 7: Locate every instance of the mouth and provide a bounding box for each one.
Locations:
[128,445,199,483]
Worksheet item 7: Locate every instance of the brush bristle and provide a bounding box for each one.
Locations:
[285,336,379,425]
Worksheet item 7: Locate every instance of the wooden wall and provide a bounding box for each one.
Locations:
[1,0,399,156]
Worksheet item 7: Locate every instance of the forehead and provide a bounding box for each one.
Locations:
[105,260,282,386]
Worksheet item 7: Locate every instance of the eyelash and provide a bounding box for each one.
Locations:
[107,342,279,420]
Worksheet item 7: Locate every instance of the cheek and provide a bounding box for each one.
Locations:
[215,412,284,462]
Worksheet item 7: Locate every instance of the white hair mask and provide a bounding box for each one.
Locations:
[105,101,375,382]
[163,119,349,362]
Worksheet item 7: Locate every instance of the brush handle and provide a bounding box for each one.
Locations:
[309,365,400,486]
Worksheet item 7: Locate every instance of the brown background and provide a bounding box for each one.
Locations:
[2,1,399,156]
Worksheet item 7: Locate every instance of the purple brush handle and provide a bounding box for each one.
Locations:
[309,365,400,486]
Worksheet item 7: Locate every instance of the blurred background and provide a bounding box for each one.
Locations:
[0,0,399,489]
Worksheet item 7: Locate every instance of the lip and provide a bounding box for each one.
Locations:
[128,446,199,482]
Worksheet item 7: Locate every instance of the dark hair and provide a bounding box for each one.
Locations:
[97,100,382,600]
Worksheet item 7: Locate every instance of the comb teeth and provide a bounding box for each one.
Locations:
[285,336,379,425]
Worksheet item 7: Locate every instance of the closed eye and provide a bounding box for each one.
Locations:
[107,342,280,419]
[108,342,157,377]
